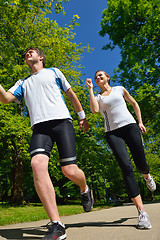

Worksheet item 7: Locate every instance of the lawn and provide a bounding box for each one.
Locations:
[0,202,110,226]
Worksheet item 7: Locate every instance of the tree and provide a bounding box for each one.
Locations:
[99,0,160,90]
[0,104,31,204]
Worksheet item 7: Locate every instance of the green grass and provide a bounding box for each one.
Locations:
[1,197,159,226]
[0,202,110,226]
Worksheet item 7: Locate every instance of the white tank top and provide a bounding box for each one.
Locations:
[96,86,136,132]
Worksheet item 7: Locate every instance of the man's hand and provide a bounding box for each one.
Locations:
[80,118,89,132]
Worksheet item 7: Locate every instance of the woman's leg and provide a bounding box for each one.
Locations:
[132,194,145,212]
[125,124,156,191]
[124,124,149,174]
[105,131,140,198]
[106,127,152,228]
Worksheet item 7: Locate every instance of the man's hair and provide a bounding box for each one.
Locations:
[94,70,110,84]
[25,47,46,67]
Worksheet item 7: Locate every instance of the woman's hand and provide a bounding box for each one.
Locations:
[139,123,146,134]
[85,78,99,113]
[86,78,93,89]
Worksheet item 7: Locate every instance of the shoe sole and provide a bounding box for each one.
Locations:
[147,187,156,192]
[42,233,66,240]
[137,225,152,229]
[59,234,67,240]
[83,201,93,212]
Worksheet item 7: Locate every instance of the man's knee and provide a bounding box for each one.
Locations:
[61,164,79,178]
[31,154,49,172]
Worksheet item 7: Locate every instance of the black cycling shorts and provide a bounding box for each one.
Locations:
[29,119,77,166]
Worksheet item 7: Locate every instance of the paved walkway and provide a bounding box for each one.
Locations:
[0,202,160,240]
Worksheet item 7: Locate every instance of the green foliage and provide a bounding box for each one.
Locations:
[0,103,31,203]
[134,84,160,131]
[99,0,160,90]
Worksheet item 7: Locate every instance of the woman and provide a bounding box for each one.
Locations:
[86,70,156,229]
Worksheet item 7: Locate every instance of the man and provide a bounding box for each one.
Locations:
[0,47,93,240]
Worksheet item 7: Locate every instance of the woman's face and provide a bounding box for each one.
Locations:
[95,71,108,86]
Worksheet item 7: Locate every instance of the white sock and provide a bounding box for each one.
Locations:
[52,220,65,228]
[142,173,151,179]
[147,174,151,179]
[81,185,89,194]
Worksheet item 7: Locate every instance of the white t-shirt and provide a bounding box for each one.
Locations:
[8,68,71,128]
[96,86,136,132]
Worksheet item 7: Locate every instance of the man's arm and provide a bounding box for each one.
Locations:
[65,88,89,132]
[0,85,17,104]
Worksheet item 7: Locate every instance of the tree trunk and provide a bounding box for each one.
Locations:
[10,140,24,205]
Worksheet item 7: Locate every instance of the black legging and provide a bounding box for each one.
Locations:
[105,123,149,198]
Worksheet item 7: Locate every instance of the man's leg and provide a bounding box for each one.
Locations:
[61,164,93,212]
[30,122,66,239]
[31,154,61,222]
[56,119,93,212]
[61,164,87,192]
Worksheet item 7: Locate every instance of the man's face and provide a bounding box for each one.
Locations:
[25,49,40,66]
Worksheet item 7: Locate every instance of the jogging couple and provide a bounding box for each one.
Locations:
[0,47,156,240]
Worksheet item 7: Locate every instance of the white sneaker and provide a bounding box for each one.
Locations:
[137,210,152,229]
[143,174,156,192]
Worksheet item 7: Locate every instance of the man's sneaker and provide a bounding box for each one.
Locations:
[42,221,66,240]
[143,174,156,192]
[81,186,93,212]
[137,210,152,229]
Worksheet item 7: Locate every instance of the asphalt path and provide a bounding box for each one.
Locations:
[0,202,160,240]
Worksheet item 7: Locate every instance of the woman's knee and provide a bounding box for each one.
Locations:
[121,163,133,176]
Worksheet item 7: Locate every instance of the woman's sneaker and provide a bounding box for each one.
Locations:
[143,174,156,192]
[81,186,93,212]
[137,210,152,229]
[42,221,66,240]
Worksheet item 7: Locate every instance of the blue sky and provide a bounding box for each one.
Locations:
[52,0,121,86]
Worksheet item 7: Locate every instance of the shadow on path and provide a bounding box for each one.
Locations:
[0,217,137,240]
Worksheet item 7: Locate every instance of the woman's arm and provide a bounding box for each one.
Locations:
[123,88,146,133]
[85,78,99,114]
